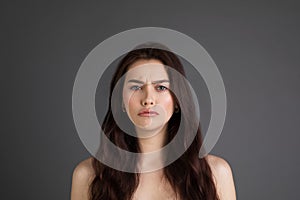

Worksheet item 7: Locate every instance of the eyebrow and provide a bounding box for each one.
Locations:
[127,79,170,84]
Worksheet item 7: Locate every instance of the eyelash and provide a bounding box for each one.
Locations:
[156,85,168,91]
[130,85,141,91]
[129,85,168,91]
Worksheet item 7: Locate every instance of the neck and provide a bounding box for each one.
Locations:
[136,125,168,153]
[136,125,168,172]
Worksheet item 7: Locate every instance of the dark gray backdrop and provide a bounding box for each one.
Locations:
[2,0,300,199]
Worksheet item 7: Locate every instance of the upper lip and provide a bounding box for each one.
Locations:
[138,109,159,115]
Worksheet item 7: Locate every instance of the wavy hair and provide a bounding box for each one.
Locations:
[89,43,219,200]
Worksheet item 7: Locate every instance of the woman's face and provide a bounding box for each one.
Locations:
[122,59,175,137]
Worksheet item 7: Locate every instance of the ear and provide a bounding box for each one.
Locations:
[174,104,179,113]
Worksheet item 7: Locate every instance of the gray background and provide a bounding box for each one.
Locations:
[2,0,300,199]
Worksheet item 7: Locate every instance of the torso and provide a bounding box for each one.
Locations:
[132,170,178,200]
[76,155,234,200]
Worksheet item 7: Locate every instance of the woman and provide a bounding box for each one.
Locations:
[71,43,236,200]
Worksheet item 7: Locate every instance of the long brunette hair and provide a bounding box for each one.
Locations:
[90,43,219,200]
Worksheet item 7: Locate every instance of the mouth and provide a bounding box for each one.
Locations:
[138,110,159,117]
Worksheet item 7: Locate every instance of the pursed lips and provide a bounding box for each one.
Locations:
[138,109,159,117]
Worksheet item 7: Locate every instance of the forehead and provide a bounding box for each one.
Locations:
[126,59,169,81]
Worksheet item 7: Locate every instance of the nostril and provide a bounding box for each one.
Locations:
[142,100,154,106]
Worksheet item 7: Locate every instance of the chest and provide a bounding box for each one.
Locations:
[132,176,178,200]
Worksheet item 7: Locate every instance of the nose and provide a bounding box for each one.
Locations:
[142,98,154,106]
[141,84,155,107]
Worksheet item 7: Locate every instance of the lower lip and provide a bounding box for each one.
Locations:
[138,112,158,117]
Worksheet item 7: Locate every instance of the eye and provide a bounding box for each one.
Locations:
[130,85,141,91]
[156,85,168,91]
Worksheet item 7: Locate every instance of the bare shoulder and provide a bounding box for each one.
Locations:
[206,154,237,200]
[72,157,95,181]
[71,157,95,200]
[206,154,232,178]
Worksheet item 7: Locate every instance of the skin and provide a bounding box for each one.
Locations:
[122,59,174,152]
[71,59,237,200]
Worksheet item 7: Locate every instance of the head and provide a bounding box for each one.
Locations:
[107,43,197,151]
[91,43,219,200]
[122,59,175,138]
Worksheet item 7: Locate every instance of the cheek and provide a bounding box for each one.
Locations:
[123,91,138,111]
[161,95,174,113]
[122,89,132,108]
[127,96,141,123]
[128,98,137,110]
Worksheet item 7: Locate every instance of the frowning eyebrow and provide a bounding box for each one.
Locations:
[127,79,170,84]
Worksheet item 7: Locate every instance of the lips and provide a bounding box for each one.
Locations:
[138,109,159,117]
